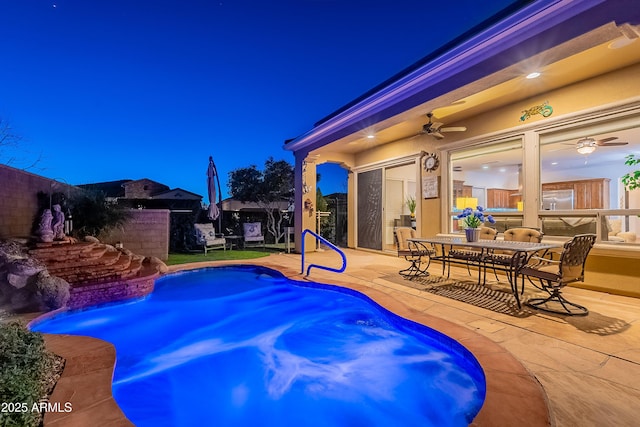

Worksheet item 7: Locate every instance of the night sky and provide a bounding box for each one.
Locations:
[1,0,521,198]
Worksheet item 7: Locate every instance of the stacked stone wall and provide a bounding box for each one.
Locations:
[67,275,156,309]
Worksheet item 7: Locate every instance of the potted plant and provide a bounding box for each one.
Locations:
[455,206,495,242]
[406,196,417,228]
[622,154,640,190]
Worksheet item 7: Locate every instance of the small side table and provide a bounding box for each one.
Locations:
[225,235,243,250]
[284,227,295,253]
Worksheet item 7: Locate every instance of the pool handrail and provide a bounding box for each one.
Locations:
[301,229,347,276]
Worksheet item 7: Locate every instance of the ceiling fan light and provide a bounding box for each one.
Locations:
[577,145,596,155]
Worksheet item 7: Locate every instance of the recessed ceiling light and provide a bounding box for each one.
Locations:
[551,162,558,165]
[366,134,375,139]
[608,36,635,50]
[482,165,489,170]
[526,72,541,79]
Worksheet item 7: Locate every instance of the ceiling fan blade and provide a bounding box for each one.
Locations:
[599,141,628,146]
[546,146,574,152]
[430,131,445,140]
[441,126,467,132]
[594,137,618,145]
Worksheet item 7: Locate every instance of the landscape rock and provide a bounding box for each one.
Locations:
[33,271,70,310]
[7,273,30,289]
[144,256,169,274]
[8,257,45,277]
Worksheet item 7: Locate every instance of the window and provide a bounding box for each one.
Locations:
[449,139,523,233]
[539,115,640,242]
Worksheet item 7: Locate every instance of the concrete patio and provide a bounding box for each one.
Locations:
[237,248,640,427]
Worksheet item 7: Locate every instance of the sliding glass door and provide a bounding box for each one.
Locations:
[356,161,418,252]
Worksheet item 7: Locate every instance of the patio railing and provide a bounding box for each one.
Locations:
[301,229,347,276]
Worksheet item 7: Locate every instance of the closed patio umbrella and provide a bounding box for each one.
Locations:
[207,156,222,232]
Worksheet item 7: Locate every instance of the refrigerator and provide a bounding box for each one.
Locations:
[542,189,574,210]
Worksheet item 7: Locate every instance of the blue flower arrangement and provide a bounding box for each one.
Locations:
[455,206,496,229]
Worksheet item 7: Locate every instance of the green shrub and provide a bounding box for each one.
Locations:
[68,191,131,239]
[0,322,55,427]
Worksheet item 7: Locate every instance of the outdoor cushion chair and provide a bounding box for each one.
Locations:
[447,226,497,280]
[395,227,433,278]
[243,222,265,249]
[520,233,596,315]
[484,227,544,282]
[194,223,227,254]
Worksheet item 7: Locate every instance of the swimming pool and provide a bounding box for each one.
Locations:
[32,265,486,426]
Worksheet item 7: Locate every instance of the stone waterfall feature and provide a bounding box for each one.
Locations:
[1,238,167,312]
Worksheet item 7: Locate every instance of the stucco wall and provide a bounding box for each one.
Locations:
[0,165,170,260]
[339,64,640,297]
[102,209,170,261]
[0,164,71,239]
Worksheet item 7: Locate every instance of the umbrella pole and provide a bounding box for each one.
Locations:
[210,157,223,234]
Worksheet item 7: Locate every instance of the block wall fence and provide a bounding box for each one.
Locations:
[0,164,170,260]
[102,209,170,260]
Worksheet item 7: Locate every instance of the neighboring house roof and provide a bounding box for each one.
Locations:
[152,188,203,200]
[79,179,203,201]
[221,198,289,212]
[324,192,347,200]
[123,178,170,198]
[76,179,132,198]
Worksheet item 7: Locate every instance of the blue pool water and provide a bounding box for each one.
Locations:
[31,265,486,426]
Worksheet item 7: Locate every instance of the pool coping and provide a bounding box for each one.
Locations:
[38,261,551,426]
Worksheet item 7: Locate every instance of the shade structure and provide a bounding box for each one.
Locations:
[206,156,222,231]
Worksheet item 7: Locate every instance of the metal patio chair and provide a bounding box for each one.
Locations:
[395,227,433,278]
[484,227,544,282]
[520,234,596,315]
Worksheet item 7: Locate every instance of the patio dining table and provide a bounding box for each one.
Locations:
[408,237,562,308]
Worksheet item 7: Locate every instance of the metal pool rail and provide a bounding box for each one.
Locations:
[301,229,347,276]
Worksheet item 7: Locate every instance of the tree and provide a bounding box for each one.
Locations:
[228,157,294,244]
[0,118,40,169]
[0,118,21,163]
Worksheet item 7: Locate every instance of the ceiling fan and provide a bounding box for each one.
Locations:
[421,113,467,140]
[574,136,628,154]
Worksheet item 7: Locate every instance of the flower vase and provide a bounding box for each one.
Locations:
[465,228,481,242]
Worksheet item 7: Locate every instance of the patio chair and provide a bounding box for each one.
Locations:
[395,227,433,278]
[243,222,265,250]
[194,223,227,254]
[447,226,497,281]
[520,233,596,315]
[484,227,544,282]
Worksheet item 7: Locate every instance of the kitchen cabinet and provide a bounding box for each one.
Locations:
[453,180,473,205]
[542,178,610,209]
[487,188,521,209]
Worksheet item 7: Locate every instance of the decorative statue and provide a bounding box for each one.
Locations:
[37,209,54,242]
[51,204,66,240]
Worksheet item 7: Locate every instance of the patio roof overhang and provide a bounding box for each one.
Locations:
[283,0,640,157]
